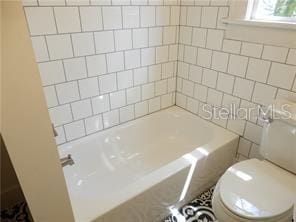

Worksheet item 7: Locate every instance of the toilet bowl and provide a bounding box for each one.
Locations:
[212,159,296,222]
[212,100,296,222]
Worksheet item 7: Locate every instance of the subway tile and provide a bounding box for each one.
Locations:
[43,86,58,108]
[217,72,234,94]
[187,7,201,26]
[71,99,92,120]
[25,7,57,35]
[169,45,178,61]
[206,29,224,50]
[179,26,192,45]
[192,28,207,47]
[135,101,148,117]
[179,6,187,25]
[161,93,173,108]
[112,0,130,5]
[31,36,49,62]
[123,6,140,28]
[54,7,81,33]
[149,97,161,113]
[110,90,126,109]
[184,46,197,64]
[233,77,254,100]
[222,94,240,109]
[85,115,103,134]
[170,6,180,25]
[38,61,65,86]
[71,32,95,56]
[262,45,289,63]
[102,7,122,29]
[197,48,212,68]
[244,122,262,144]
[202,68,217,88]
[182,79,194,96]
[46,35,73,60]
[94,31,115,53]
[163,26,177,45]
[125,49,141,69]
[66,0,90,5]
[134,67,148,85]
[156,46,169,64]
[222,39,241,54]
[117,70,133,89]
[107,51,125,72]
[141,48,155,66]
[115,29,132,51]
[155,79,167,96]
[178,62,189,79]
[162,62,175,79]
[142,83,155,99]
[211,51,229,72]
[92,94,110,114]
[268,63,296,90]
[186,97,199,113]
[188,65,202,83]
[241,42,263,58]
[149,64,162,81]
[78,77,100,98]
[133,28,148,48]
[286,49,296,65]
[149,27,163,46]
[201,7,218,28]
[207,88,222,107]
[227,54,248,77]
[99,73,117,94]
[127,86,141,104]
[252,82,277,106]
[56,81,80,104]
[156,6,170,26]
[195,0,210,6]
[49,104,73,126]
[103,110,120,128]
[64,57,87,81]
[217,7,228,29]
[38,0,65,6]
[140,6,156,27]
[91,0,112,5]
[22,0,38,6]
[80,6,103,31]
[227,119,246,136]
[64,120,85,141]
[246,58,271,83]
[120,105,135,123]
[176,93,187,108]
[194,83,208,102]
[86,54,107,76]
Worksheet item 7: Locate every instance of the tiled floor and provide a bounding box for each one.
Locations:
[164,186,216,222]
[0,187,216,222]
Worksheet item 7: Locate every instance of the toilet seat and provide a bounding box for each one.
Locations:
[214,159,295,221]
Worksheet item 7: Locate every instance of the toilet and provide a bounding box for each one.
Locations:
[212,100,296,222]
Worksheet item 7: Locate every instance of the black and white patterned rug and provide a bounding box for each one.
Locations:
[0,202,32,222]
[164,186,216,222]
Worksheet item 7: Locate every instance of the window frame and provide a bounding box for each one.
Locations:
[247,0,296,23]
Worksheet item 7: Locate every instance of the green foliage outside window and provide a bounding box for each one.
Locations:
[274,0,296,17]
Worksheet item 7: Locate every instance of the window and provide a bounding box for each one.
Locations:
[248,0,296,22]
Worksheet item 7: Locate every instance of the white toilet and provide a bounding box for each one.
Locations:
[212,100,296,222]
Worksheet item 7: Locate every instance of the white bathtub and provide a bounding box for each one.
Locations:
[59,106,239,222]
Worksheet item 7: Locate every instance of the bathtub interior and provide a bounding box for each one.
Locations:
[58,106,238,221]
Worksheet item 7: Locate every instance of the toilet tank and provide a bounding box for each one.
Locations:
[260,100,296,174]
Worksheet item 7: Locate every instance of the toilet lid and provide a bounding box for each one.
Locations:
[219,159,295,220]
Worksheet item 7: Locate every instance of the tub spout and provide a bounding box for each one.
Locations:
[60,154,74,167]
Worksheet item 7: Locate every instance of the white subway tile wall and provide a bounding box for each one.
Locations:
[176,0,296,160]
[24,0,177,145]
[24,0,296,161]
